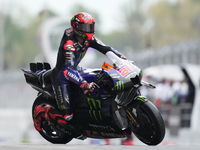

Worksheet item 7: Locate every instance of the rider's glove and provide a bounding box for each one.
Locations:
[80,80,99,93]
[120,56,127,60]
[120,56,135,64]
[128,60,135,64]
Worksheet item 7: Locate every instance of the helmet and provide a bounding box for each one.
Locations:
[71,12,95,41]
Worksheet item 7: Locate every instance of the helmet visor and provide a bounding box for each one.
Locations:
[77,23,95,33]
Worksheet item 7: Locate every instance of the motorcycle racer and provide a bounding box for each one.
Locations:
[34,12,128,131]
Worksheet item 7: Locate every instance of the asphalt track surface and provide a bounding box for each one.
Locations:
[1,143,200,150]
[1,128,200,150]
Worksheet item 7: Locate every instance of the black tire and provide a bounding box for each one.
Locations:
[32,94,73,144]
[128,100,165,145]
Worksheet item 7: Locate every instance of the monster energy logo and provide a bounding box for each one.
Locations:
[116,81,124,91]
[87,98,102,122]
[139,70,143,76]
[136,96,147,102]
[79,51,86,61]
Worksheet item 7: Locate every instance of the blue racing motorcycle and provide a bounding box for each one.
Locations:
[22,52,165,145]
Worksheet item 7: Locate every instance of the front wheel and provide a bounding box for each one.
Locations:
[32,95,73,144]
[127,100,165,145]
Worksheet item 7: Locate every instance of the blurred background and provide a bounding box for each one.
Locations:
[0,0,200,145]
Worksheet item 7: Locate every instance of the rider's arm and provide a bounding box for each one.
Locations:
[60,29,98,93]
[90,37,127,59]
[63,49,98,92]
[62,40,98,92]
[62,40,84,85]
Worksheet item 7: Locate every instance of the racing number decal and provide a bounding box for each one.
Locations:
[118,65,134,77]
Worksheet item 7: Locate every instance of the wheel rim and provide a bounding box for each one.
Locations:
[129,106,156,142]
[41,119,64,140]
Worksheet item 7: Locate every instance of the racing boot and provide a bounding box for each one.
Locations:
[33,105,51,131]
[34,106,73,131]
[47,109,80,136]
[47,109,73,124]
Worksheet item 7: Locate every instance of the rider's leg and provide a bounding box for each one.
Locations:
[34,106,51,131]
[50,68,73,121]
[33,69,73,131]
[34,105,70,131]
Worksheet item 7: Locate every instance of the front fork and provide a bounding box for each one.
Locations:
[125,96,148,130]
[126,109,140,128]
[112,95,147,130]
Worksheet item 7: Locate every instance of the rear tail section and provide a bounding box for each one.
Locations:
[30,62,51,72]
[22,62,53,97]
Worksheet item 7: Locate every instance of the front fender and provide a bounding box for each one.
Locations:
[127,96,148,108]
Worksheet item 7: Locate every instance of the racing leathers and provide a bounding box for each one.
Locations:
[34,28,126,131]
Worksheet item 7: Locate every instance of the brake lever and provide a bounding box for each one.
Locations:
[141,81,156,89]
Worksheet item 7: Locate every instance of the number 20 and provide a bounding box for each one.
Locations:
[119,66,133,77]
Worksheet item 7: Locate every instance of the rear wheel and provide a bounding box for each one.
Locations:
[127,100,165,145]
[32,95,73,144]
